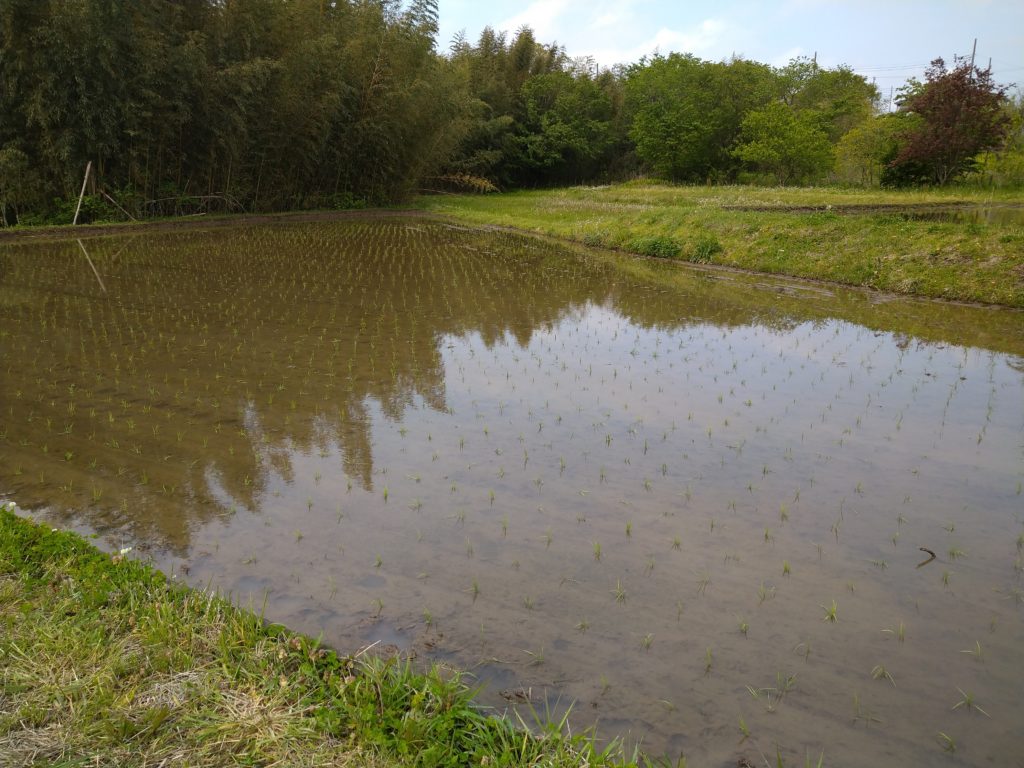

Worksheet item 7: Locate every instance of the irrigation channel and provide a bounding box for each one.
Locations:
[2,217,1023,766]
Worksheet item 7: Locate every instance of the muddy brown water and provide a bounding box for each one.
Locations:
[2,218,1023,766]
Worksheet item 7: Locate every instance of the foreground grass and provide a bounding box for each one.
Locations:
[418,182,1024,307]
[0,504,633,768]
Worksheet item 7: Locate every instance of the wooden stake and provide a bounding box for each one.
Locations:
[73,161,92,225]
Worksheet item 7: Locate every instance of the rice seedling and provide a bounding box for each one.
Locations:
[881,622,905,644]
[960,640,983,661]
[821,599,838,623]
[612,579,627,604]
[641,633,654,651]
[936,732,957,754]
[523,646,545,666]
[852,692,882,725]
[782,560,791,576]
[793,641,812,662]
[952,688,989,716]
[871,665,896,686]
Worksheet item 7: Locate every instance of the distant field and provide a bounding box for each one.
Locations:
[418,182,1024,307]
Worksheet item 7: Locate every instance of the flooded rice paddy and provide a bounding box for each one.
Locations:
[2,218,1023,766]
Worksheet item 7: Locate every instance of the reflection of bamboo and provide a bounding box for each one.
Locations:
[76,239,107,293]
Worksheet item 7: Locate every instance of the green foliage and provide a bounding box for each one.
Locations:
[628,235,682,259]
[0,0,465,218]
[624,54,777,181]
[778,57,879,142]
[835,115,908,186]
[964,93,1024,188]
[690,235,724,263]
[733,103,835,185]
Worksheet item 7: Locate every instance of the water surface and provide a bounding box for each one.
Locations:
[2,219,1022,766]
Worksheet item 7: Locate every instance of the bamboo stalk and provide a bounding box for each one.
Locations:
[73,161,92,225]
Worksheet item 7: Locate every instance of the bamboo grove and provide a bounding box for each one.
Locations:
[0,0,1018,224]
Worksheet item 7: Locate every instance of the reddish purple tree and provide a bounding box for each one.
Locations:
[887,57,1011,185]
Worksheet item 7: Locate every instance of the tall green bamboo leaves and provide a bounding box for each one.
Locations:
[0,0,465,216]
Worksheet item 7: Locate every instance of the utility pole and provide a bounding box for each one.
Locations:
[969,38,977,68]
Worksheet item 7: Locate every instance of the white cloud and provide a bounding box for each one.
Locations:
[771,46,805,67]
[586,18,727,66]
[497,0,575,39]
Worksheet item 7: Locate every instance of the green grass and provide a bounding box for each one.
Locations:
[0,504,634,767]
[417,181,1024,307]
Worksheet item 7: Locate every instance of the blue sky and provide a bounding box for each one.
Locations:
[437,0,1024,97]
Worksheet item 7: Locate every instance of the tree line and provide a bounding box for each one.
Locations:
[0,0,1018,224]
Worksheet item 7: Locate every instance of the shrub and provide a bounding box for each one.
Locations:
[690,235,723,263]
[628,235,682,259]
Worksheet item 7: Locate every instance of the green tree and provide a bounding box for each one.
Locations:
[624,54,776,181]
[835,114,908,185]
[778,57,879,142]
[515,65,616,184]
[733,102,834,185]
[967,92,1024,187]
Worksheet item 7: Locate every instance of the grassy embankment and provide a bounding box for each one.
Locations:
[0,504,632,768]
[418,182,1024,308]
